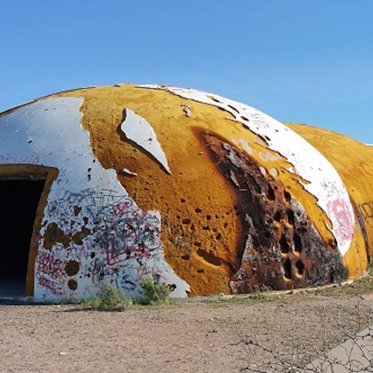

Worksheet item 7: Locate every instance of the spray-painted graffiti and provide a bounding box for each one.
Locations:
[327,199,354,244]
[37,188,189,299]
[360,201,373,221]
[36,251,66,295]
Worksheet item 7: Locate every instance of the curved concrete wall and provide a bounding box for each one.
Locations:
[0,84,371,301]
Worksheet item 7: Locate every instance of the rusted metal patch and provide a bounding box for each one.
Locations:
[202,132,347,292]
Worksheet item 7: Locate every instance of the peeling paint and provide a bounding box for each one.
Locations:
[182,105,192,118]
[203,132,346,291]
[0,98,189,300]
[138,84,355,256]
[120,168,138,177]
[0,84,371,301]
[120,108,171,174]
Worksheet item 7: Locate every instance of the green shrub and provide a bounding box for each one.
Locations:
[85,283,133,311]
[138,277,171,305]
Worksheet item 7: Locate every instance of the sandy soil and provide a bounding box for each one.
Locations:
[0,290,372,373]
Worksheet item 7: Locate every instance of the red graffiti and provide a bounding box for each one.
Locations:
[36,251,66,295]
[37,275,63,295]
[328,199,353,243]
[113,200,134,216]
[37,251,65,279]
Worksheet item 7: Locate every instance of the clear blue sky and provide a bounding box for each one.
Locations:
[1,0,372,143]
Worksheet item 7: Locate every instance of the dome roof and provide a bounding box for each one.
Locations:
[0,84,371,301]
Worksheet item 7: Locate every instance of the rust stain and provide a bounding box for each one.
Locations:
[43,222,70,250]
[202,131,347,291]
[49,85,373,294]
[67,279,78,290]
[64,260,80,276]
[72,226,91,246]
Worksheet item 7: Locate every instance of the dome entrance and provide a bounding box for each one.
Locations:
[0,178,45,298]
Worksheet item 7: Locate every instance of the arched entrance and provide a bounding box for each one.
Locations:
[0,165,58,297]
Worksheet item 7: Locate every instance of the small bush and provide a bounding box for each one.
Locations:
[85,283,133,311]
[138,277,171,305]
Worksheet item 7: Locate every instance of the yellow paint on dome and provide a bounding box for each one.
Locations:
[51,84,354,294]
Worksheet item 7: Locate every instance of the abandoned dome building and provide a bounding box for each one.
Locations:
[0,84,372,302]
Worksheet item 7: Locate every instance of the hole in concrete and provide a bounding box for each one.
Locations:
[259,231,271,246]
[252,235,260,248]
[267,186,275,201]
[283,258,292,279]
[294,233,302,253]
[286,209,295,225]
[297,227,307,235]
[68,279,78,291]
[296,260,305,275]
[274,211,282,222]
[0,179,45,297]
[329,272,335,283]
[284,191,291,202]
[65,260,80,276]
[279,236,290,253]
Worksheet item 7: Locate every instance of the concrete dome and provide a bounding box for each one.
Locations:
[0,84,372,301]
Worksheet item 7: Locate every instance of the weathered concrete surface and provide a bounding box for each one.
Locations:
[0,84,372,301]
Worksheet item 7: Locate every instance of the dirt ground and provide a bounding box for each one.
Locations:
[1,285,373,373]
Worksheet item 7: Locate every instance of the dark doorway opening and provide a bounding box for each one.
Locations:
[0,179,45,297]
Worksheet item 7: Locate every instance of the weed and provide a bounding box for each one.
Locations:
[84,283,133,311]
[137,277,171,305]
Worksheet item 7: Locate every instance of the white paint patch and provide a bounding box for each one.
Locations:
[182,104,192,117]
[259,152,280,162]
[236,139,254,156]
[0,98,189,300]
[138,84,355,256]
[120,109,171,174]
[121,168,138,177]
[269,168,279,177]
